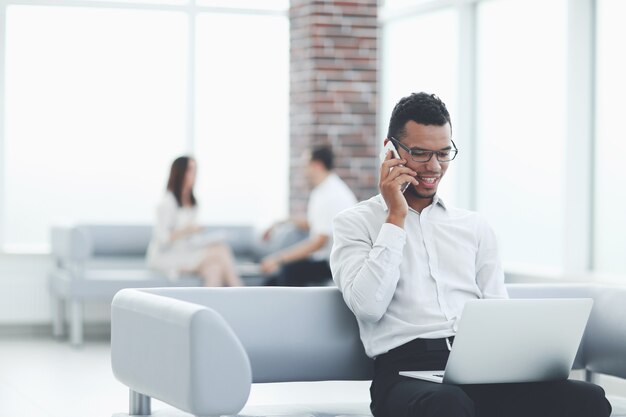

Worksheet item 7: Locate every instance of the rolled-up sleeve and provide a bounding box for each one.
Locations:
[331,211,406,322]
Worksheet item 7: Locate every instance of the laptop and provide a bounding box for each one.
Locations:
[399,298,593,385]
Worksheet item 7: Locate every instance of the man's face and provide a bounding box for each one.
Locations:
[396,120,452,199]
[305,159,323,187]
[305,160,315,185]
[300,150,316,187]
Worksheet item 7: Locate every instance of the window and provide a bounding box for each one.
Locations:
[194,12,289,227]
[4,6,188,251]
[381,8,459,205]
[594,0,626,274]
[475,0,566,269]
[380,0,626,280]
[1,2,289,251]
[196,0,287,10]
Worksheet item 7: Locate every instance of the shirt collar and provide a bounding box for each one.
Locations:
[377,193,447,212]
[433,194,447,210]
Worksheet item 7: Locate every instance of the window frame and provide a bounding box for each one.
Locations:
[0,0,288,253]
[379,0,597,277]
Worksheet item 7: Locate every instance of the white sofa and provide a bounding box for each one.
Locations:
[110,283,626,417]
[49,224,262,346]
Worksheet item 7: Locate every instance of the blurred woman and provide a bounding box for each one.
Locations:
[146,156,243,287]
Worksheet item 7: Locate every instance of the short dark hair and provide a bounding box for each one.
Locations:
[386,92,452,141]
[311,146,334,171]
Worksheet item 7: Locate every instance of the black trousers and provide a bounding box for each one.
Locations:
[264,259,331,286]
[371,337,612,417]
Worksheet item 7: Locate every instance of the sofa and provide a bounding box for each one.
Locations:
[49,224,263,346]
[110,283,626,417]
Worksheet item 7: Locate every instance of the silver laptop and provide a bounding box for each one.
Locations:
[400,298,593,384]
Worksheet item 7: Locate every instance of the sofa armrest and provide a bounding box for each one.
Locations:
[50,226,92,266]
[111,289,252,416]
[584,285,626,379]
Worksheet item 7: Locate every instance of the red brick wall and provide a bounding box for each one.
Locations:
[289,0,379,216]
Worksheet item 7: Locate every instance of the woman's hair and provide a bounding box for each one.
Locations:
[167,156,197,207]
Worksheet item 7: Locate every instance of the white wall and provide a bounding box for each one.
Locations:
[0,254,110,326]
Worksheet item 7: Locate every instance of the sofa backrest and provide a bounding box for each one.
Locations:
[145,287,375,382]
[119,283,626,385]
[78,224,153,257]
[584,284,626,379]
[51,224,257,263]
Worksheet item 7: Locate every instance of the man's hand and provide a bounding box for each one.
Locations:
[261,257,281,275]
[379,150,418,228]
[261,224,277,241]
[262,218,309,242]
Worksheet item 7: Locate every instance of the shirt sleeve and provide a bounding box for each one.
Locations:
[152,195,177,248]
[475,216,509,299]
[309,201,334,237]
[330,210,406,322]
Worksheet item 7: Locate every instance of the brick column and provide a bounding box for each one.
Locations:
[289,0,379,216]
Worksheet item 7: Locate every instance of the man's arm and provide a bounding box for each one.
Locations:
[331,152,417,322]
[330,211,406,323]
[291,217,310,231]
[262,218,309,241]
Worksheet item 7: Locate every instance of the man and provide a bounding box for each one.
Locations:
[262,146,357,286]
[330,93,611,417]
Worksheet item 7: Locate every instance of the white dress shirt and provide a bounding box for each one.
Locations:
[307,173,357,261]
[330,194,508,358]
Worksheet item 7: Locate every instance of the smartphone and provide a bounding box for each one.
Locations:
[379,140,410,193]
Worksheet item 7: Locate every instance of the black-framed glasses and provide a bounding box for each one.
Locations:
[388,137,459,163]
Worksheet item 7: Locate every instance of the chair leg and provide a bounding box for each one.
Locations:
[70,300,83,347]
[51,296,65,337]
[129,390,151,415]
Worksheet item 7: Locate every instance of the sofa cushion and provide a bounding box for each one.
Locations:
[50,268,202,300]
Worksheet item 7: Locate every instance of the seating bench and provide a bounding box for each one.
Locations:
[49,224,262,346]
[110,283,626,416]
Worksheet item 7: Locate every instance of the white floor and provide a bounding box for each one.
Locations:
[3,335,626,417]
[0,335,371,417]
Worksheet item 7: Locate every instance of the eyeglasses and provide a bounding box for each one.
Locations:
[388,137,459,163]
